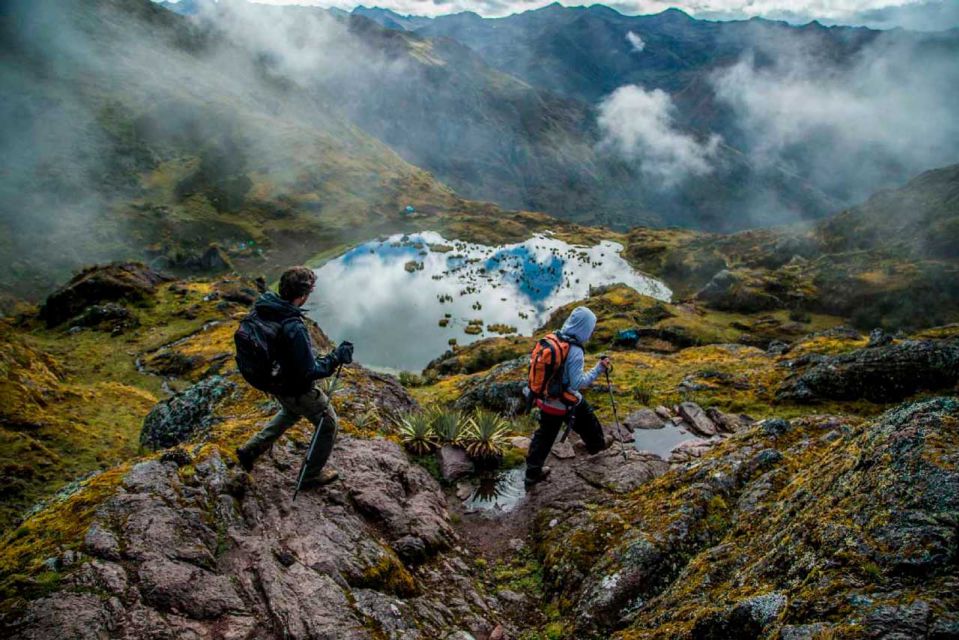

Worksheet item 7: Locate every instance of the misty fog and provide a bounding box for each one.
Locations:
[2,0,958,295]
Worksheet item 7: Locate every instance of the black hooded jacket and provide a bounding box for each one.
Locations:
[253,291,339,396]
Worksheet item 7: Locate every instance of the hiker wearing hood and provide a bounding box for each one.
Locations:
[235,266,353,489]
[525,306,610,486]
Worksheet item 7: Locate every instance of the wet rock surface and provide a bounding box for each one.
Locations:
[9,437,502,639]
[438,445,475,482]
[622,408,665,430]
[677,401,718,436]
[778,339,959,402]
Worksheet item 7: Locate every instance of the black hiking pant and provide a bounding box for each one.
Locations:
[525,399,606,479]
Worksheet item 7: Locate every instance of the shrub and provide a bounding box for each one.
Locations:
[398,371,425,387]
[431,408,465,445]
[398,412,435,455]
[464,410,510,460]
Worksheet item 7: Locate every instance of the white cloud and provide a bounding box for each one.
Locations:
[625,30,645,52]
[597,85,721,185]
[711,34,959,199]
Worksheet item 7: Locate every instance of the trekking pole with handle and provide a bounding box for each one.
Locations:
[603,360,629,462]
[292,363,343,502]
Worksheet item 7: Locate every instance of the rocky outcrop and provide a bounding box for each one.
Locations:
[695,269,782,313]
[337,369,419,423]
[778,339,959,402]
[453,358,527,415]
[140,376,236,449]
[9,437,503,639]
[536,398,959,637]
[150,244,234,273]
[39,262,170,327]
[68,303,139,334]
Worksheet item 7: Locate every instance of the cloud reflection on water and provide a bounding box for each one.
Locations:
[308,232,671,371]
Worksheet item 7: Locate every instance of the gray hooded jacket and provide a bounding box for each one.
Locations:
[560,307,605,395]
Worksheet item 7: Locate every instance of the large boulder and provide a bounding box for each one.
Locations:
[453,358,527,414]
[39,262,170,327]
[438,445,474,482]
[140,376,236,449]
[68,302,139,334]
[778,339,959,403]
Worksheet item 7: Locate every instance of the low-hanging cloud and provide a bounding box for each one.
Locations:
[625,30,645,52]
[711,31,959,202]
[597,85,721,186]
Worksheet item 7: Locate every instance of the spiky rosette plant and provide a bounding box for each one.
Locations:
[464,410,510,460]
[398,412,436,455]
[431,407,465,445]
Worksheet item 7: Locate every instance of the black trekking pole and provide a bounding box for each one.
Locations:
[292,363,343,502]
[603,361,629,462]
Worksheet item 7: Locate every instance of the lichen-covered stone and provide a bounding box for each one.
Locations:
[778,339,959,402]
[9,440,497,639]
[140,376,236,449]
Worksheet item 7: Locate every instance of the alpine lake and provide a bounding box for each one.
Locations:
[307,231,671,373]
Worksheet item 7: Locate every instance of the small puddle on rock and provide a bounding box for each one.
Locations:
[632,423,696,458]
[462,466,527,515]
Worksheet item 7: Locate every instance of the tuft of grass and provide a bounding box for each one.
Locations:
[463,410,510,459]
[430,407,466,445]
[398,412,436,455]
[631,378,655,406]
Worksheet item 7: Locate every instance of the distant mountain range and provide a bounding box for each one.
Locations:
[154,1,959,231]
[3,0,958,295]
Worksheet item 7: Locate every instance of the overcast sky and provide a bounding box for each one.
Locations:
[228,0,959,29]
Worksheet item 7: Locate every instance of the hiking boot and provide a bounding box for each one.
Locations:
[524,465,551,490]
[236,446,256,472]
[300,468,339,490]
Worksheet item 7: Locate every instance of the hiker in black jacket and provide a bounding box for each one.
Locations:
[236,266,353,488]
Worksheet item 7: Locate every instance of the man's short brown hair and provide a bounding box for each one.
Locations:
[278,266,316,301]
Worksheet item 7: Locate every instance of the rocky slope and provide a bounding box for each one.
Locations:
[535,398,959,638]
[618,164,959,330]
[1,247,958,638]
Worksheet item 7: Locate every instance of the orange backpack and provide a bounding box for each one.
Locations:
[528,333,580,409]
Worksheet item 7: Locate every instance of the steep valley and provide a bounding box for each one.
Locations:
[1,1,958,638]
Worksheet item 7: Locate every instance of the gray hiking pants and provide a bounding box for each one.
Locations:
[240,386,338,480]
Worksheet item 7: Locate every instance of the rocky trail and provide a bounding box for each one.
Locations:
[448,441,669,561]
